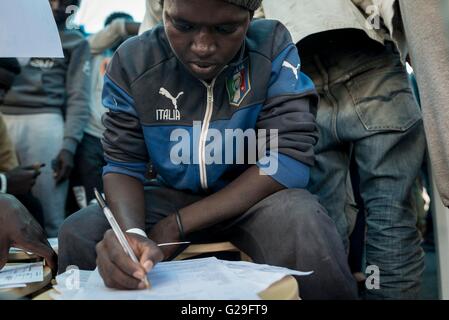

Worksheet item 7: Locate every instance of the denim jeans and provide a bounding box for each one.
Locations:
[300,35,426,299]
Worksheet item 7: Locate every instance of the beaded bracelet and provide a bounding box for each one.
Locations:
[174,209,186,241]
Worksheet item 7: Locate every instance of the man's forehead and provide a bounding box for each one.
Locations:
[164,0,249,25]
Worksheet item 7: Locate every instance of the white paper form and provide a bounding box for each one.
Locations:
[51,270,92,300]
[0,284,27,289]
[53,258,313,300]
[220,260,313,276]
[65,258,260,300]
[0,0,63,57]
[219,260,313,292]
[0,262,44,287]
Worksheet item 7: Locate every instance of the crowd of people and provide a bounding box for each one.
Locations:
[1,0,448,300]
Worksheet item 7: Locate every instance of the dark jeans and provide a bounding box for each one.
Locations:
[300,31,426,299]
[59,186,358,300]
[71,133,105,204]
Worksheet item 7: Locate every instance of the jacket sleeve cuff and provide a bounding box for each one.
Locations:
[257,153,310,189]
[102,161,148,183]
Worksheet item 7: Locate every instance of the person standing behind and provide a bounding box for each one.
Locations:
[70,13,140,205]
[263,0,426,299]
[0,58,55,281]
[1,59,46,227]
[0,0,91,237]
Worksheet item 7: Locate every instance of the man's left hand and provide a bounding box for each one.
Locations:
[149,214,182,260]
[52,149,74,185]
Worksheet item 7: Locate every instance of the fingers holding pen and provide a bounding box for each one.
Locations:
[96,230,148,290]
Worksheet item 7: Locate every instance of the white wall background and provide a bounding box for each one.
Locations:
[75,0,146,33]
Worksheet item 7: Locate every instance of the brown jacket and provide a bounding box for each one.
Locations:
[400,0,449,207]
[0,113,18,172]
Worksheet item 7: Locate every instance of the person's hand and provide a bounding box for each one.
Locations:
[52,149,74,185]
[0,194,57,271]
[148,214,182,260]
[96,230,164,290]
[4,163,43,195]
[125,22,141,36]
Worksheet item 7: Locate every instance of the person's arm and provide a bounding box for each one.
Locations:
[100,64,151,231]
[88,19,140,56]
[53,36,91,184]
[95,50,164,289]
[150,166,284,247]
[103,174,146,231]
[0,194,57,271]
[139,0,163,35]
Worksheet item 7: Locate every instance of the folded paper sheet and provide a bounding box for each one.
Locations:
[0,0,63,57]
[0,262,44,289]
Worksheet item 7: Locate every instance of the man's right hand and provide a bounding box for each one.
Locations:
[4,164,42,195]
[96,230,164,290]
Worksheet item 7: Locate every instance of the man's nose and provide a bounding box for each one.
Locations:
[191,28,217,58]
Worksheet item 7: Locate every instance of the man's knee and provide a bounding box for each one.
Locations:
[262,189,331,233]
[58,205,106,273]
[59,214,78,244]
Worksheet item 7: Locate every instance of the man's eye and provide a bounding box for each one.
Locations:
[173,21,194,32]
[215,25,238,34]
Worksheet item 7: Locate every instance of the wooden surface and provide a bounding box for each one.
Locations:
[259,275,299,300]
[1,266,52,299]
[34,275,299,300]
[175,242,240,260]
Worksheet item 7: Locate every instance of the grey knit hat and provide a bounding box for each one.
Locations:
[224,0,262,11]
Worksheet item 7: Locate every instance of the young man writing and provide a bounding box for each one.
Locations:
[59,0,357,299]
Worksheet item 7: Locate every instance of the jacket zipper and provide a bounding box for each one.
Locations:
[198,66,228,191]
[198,78,216,191]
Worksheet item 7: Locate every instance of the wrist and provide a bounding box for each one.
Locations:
[126,228,148,238]
[173,209,186,241]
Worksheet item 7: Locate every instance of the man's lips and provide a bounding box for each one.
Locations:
[189,62,218,76]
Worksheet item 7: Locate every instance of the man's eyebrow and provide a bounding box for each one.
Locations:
[171,16,195,25]
[168,13,247,26]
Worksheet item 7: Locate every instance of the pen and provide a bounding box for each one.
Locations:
[94,188,151,289]
[157,241,191,247]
